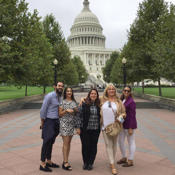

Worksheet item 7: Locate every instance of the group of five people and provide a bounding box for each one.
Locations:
[39,82,137,175]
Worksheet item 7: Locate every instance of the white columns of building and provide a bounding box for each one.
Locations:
[69,36,105,47]
[103,54,105,65]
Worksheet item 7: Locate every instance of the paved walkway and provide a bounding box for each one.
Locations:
[0,92,175,175]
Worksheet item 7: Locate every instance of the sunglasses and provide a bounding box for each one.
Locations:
[108,101,111,108]
[124,89,130,93]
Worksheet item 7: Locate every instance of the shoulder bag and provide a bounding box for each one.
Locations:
[105,104,123,137]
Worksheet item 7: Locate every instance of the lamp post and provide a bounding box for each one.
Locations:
[81,75,84,83]
[122,57,127,87]
[53,59,58,85]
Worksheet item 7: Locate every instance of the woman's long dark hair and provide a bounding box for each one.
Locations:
[85,88,100,107]
[120,85,133,101]
[63,87,76,102]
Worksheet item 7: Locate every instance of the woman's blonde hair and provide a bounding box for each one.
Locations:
[101,83,120,104]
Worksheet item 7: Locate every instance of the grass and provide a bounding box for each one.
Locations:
[0,86,54,101]
[1,86,175,101]
[133,87,175,99]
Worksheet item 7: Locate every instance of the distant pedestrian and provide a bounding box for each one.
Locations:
[39,82,64,172]
[59,87,80,171]
[117,86,137,167]
[78,88,101,171]
[101,84,126,175]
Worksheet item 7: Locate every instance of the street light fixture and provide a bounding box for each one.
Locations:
[53,59,58,85]
[122,57,127,64]
[122,57,127,87]
[81,75,84,83]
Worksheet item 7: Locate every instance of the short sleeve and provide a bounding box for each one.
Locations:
[72,101,78,108]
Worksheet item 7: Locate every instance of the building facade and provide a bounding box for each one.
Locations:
[67,0,113,82]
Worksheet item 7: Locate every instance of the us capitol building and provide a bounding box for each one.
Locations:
[67,0,113,84]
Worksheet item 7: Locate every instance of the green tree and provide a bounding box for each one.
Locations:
[103,51,119,83]
[0,0,29,84]
[120,0,169,95]
[110,57,123,86]
[11,9,54,95]
[53,39,71,71]
[71,56,88,83]
[0,0,55,95]
[31,24,54,94]
[0,38,12,82]
[59,62,79,85]
[42,14,72,83]
[152,4,175,82]
[42,14,63,46]
[110,44,137,86]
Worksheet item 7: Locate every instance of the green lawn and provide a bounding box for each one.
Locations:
[0,86,54,101]
[133,87,175,99]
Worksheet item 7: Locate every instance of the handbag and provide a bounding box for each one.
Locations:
[105,121,122,137]
[104,103,123,137]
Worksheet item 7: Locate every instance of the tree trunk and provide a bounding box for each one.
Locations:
[43,86,46,94]
[142,81,144,94]
[25,84,28,96]
[158,78,162,96]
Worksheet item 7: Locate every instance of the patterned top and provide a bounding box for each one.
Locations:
[77,105,99,130]
[87,104,99,130]
[59,99,78,136]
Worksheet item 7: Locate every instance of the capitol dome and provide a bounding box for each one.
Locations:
[67,0,113,84]
[67,0,105,48]
[74,3,99,25]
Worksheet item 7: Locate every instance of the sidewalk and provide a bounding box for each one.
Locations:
[0,93,175,175]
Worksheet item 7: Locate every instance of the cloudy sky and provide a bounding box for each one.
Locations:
[25,0,175,50]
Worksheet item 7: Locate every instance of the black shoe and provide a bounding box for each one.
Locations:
[46,162,60,168]
[83,163,88,170]
[39,165,52,172]
[122,162,134,167]
[117,158,127,164]
[87,164,93,170]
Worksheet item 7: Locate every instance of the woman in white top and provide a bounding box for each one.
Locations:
[101,84,126,175]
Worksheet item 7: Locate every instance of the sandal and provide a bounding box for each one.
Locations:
[117,157,127,164]
[110,164,118,175]
[112,168,118,175]
[62,162,72,171]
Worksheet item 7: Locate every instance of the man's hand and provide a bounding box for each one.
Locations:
[40,119,44,129]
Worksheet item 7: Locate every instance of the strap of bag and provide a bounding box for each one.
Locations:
[111,105,118,121]
[111,104,123,127]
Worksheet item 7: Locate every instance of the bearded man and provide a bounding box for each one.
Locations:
[39,82,64,172]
